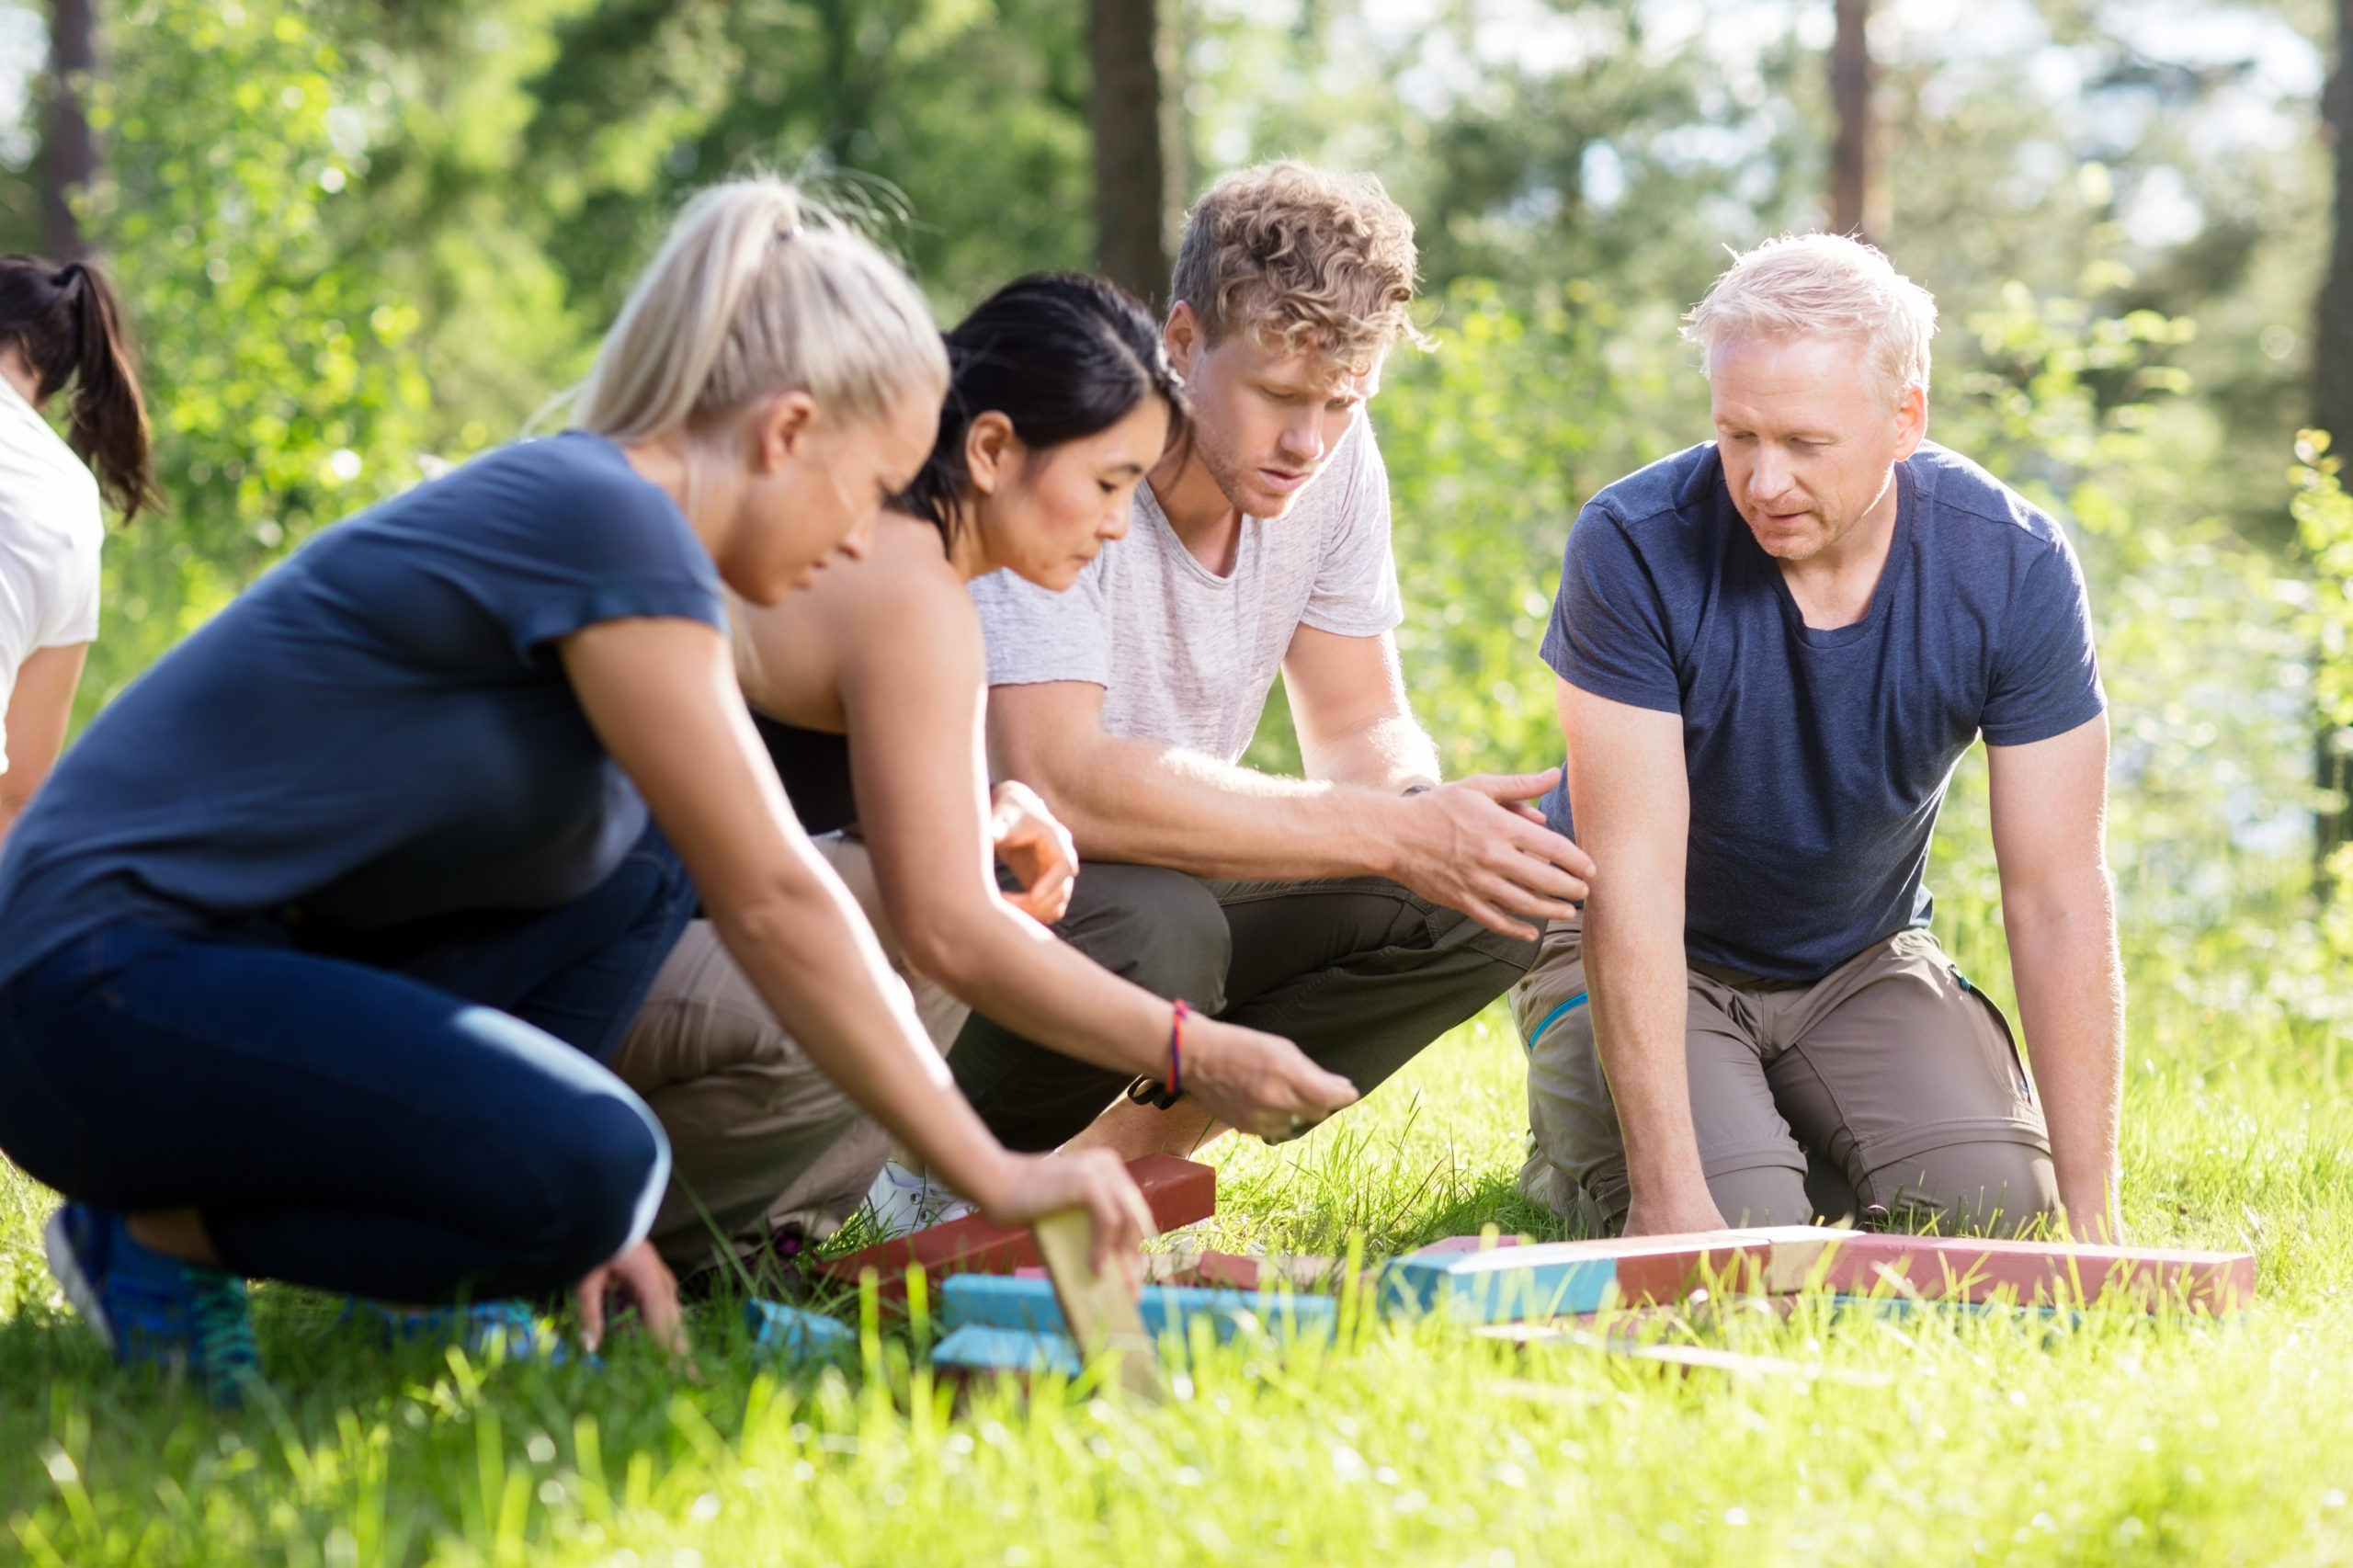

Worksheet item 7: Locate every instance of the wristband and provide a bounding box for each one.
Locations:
[1167,998,1189,1096]
[1123,999,1194,1110]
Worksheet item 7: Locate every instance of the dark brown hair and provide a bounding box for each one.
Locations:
[0,256,159,518]
[897,272,1188,546]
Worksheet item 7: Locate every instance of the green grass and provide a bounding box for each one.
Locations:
[6,986,2353,1567]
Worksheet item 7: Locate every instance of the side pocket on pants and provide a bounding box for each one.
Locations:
[1951,964,2033,1102]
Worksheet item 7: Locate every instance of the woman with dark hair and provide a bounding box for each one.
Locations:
[611,273,1356,1278]
[0,256,156,848]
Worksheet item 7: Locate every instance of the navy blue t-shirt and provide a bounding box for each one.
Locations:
[1541,439,2104,982]
[0,435,725,987]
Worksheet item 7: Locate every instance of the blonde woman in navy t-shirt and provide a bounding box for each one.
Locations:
[0,181,1151,1403]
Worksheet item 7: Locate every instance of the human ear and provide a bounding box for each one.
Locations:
[1164,302,1202,379]
[1892,383,1929,459]
[752,391,820,473]
[965,411,1018,496]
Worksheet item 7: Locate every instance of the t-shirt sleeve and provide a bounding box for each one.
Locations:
[970,558,1113,687]
[1541,504,1681,714]
[494,441,727,660]
[1981,535,2106,746]
[1298,417,1404,639]
[42,483,103,648]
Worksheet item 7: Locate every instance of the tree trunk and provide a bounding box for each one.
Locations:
[2316,0,2353,891]
[1829,0,1877,244]
[40,0,96,260]
[1090,0,1168,306]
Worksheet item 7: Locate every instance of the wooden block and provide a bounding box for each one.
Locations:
[1802,1232,2256,1312]
[943,1273,1338,1342]
[1032,1207,1162,1399]
[819,1155,1216,1295]
[1606,1234,1771,1304]
[743,1299,855,1363]
[1387,1242,1620,1322]
[930,1324,1080,1376]
[1407,1234,1535,1257]
[1389,1233,1776,1322]
[1145,1250,1337,1292]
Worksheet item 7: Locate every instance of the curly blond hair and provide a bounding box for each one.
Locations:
[1170,161,1428,373]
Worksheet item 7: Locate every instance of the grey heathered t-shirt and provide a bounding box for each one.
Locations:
[970,415,1404,762]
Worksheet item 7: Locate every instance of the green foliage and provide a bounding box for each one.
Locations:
[1931,285,2327,1048]
[1378,279,1699,778]
[80,0,429,714]
[523,0,1093,319]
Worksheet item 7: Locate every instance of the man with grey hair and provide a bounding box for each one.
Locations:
[1516,233,2124,1241]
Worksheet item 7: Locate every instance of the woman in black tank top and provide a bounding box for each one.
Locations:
[608,276,1358,1277]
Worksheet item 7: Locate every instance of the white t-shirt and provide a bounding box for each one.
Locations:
[970,415,1403,764]
[0,377,103,774]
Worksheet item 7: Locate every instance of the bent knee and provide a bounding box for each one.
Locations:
[517,1096,668,1282]
[1867,1139,2059,1236]
[1062,864,1229,1001]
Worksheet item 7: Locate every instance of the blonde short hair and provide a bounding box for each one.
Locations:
[1682,233,1938,405]
[1169,160,1428,374]
[574,176,948,443]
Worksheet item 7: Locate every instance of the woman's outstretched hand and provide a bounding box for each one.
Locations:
[575,1238,689,1360]
[1177,1015,1360,1143]
[990,780,1078,926]
[972,1148,1154,1283]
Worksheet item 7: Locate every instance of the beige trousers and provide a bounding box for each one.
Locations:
[1512,918,2057,1236]
[607,834,969,1274]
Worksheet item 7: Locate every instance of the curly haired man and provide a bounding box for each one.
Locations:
[949,161,1594,1160]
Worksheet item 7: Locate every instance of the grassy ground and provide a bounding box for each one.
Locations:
[4,966,2353,1568]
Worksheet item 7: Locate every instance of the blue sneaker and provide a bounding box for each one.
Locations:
[44,1201,260,1407]
[354,1299,571,1364]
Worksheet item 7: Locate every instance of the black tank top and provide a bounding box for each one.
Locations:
[751,709,857,835]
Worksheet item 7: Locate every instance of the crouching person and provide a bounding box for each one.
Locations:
[953,162,1595,1160]
[1518,234,2124,1241]
[612,274,1356,1281]
[0,179,1149,1403]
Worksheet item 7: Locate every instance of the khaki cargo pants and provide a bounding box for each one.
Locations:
[1511,918,2057,1235]
[608,834,969,1274]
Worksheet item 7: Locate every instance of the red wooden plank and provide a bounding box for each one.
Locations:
[1799,1232,2255,1311]
[820,1155,1216,1293]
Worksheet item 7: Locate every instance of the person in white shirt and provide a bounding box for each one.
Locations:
[0,256,155,846]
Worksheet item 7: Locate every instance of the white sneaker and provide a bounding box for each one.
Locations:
[862,1161,975,1239]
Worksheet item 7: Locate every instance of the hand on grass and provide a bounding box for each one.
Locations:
[1621,1190,1730,1238]
[1179,1014,1359,1143]
[2059,1181,2125,1244]
[991,780,1078,925]
[576,1239,690,1361]
[1384,770,1594,940]
[972,1149,1154,1287]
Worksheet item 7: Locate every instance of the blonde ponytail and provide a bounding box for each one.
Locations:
[573,176,947,443]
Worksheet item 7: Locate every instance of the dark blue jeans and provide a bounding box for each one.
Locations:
[0,826,696,1302]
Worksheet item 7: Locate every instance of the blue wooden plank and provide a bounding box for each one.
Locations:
[744,1299,855,1363]
[1386,1245,1622,1323]
[940,1274,1338,1341]
[930,1324,1083,1375]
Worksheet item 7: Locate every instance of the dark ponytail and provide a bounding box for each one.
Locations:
[0,256,159,520]
[898,272,1188,543]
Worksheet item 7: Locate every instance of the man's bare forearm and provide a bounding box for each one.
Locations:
[2004,872,2125,1234]
[1030,728,1411,879]
[1585,885,1711,1210]
[1300,711,1442,795]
